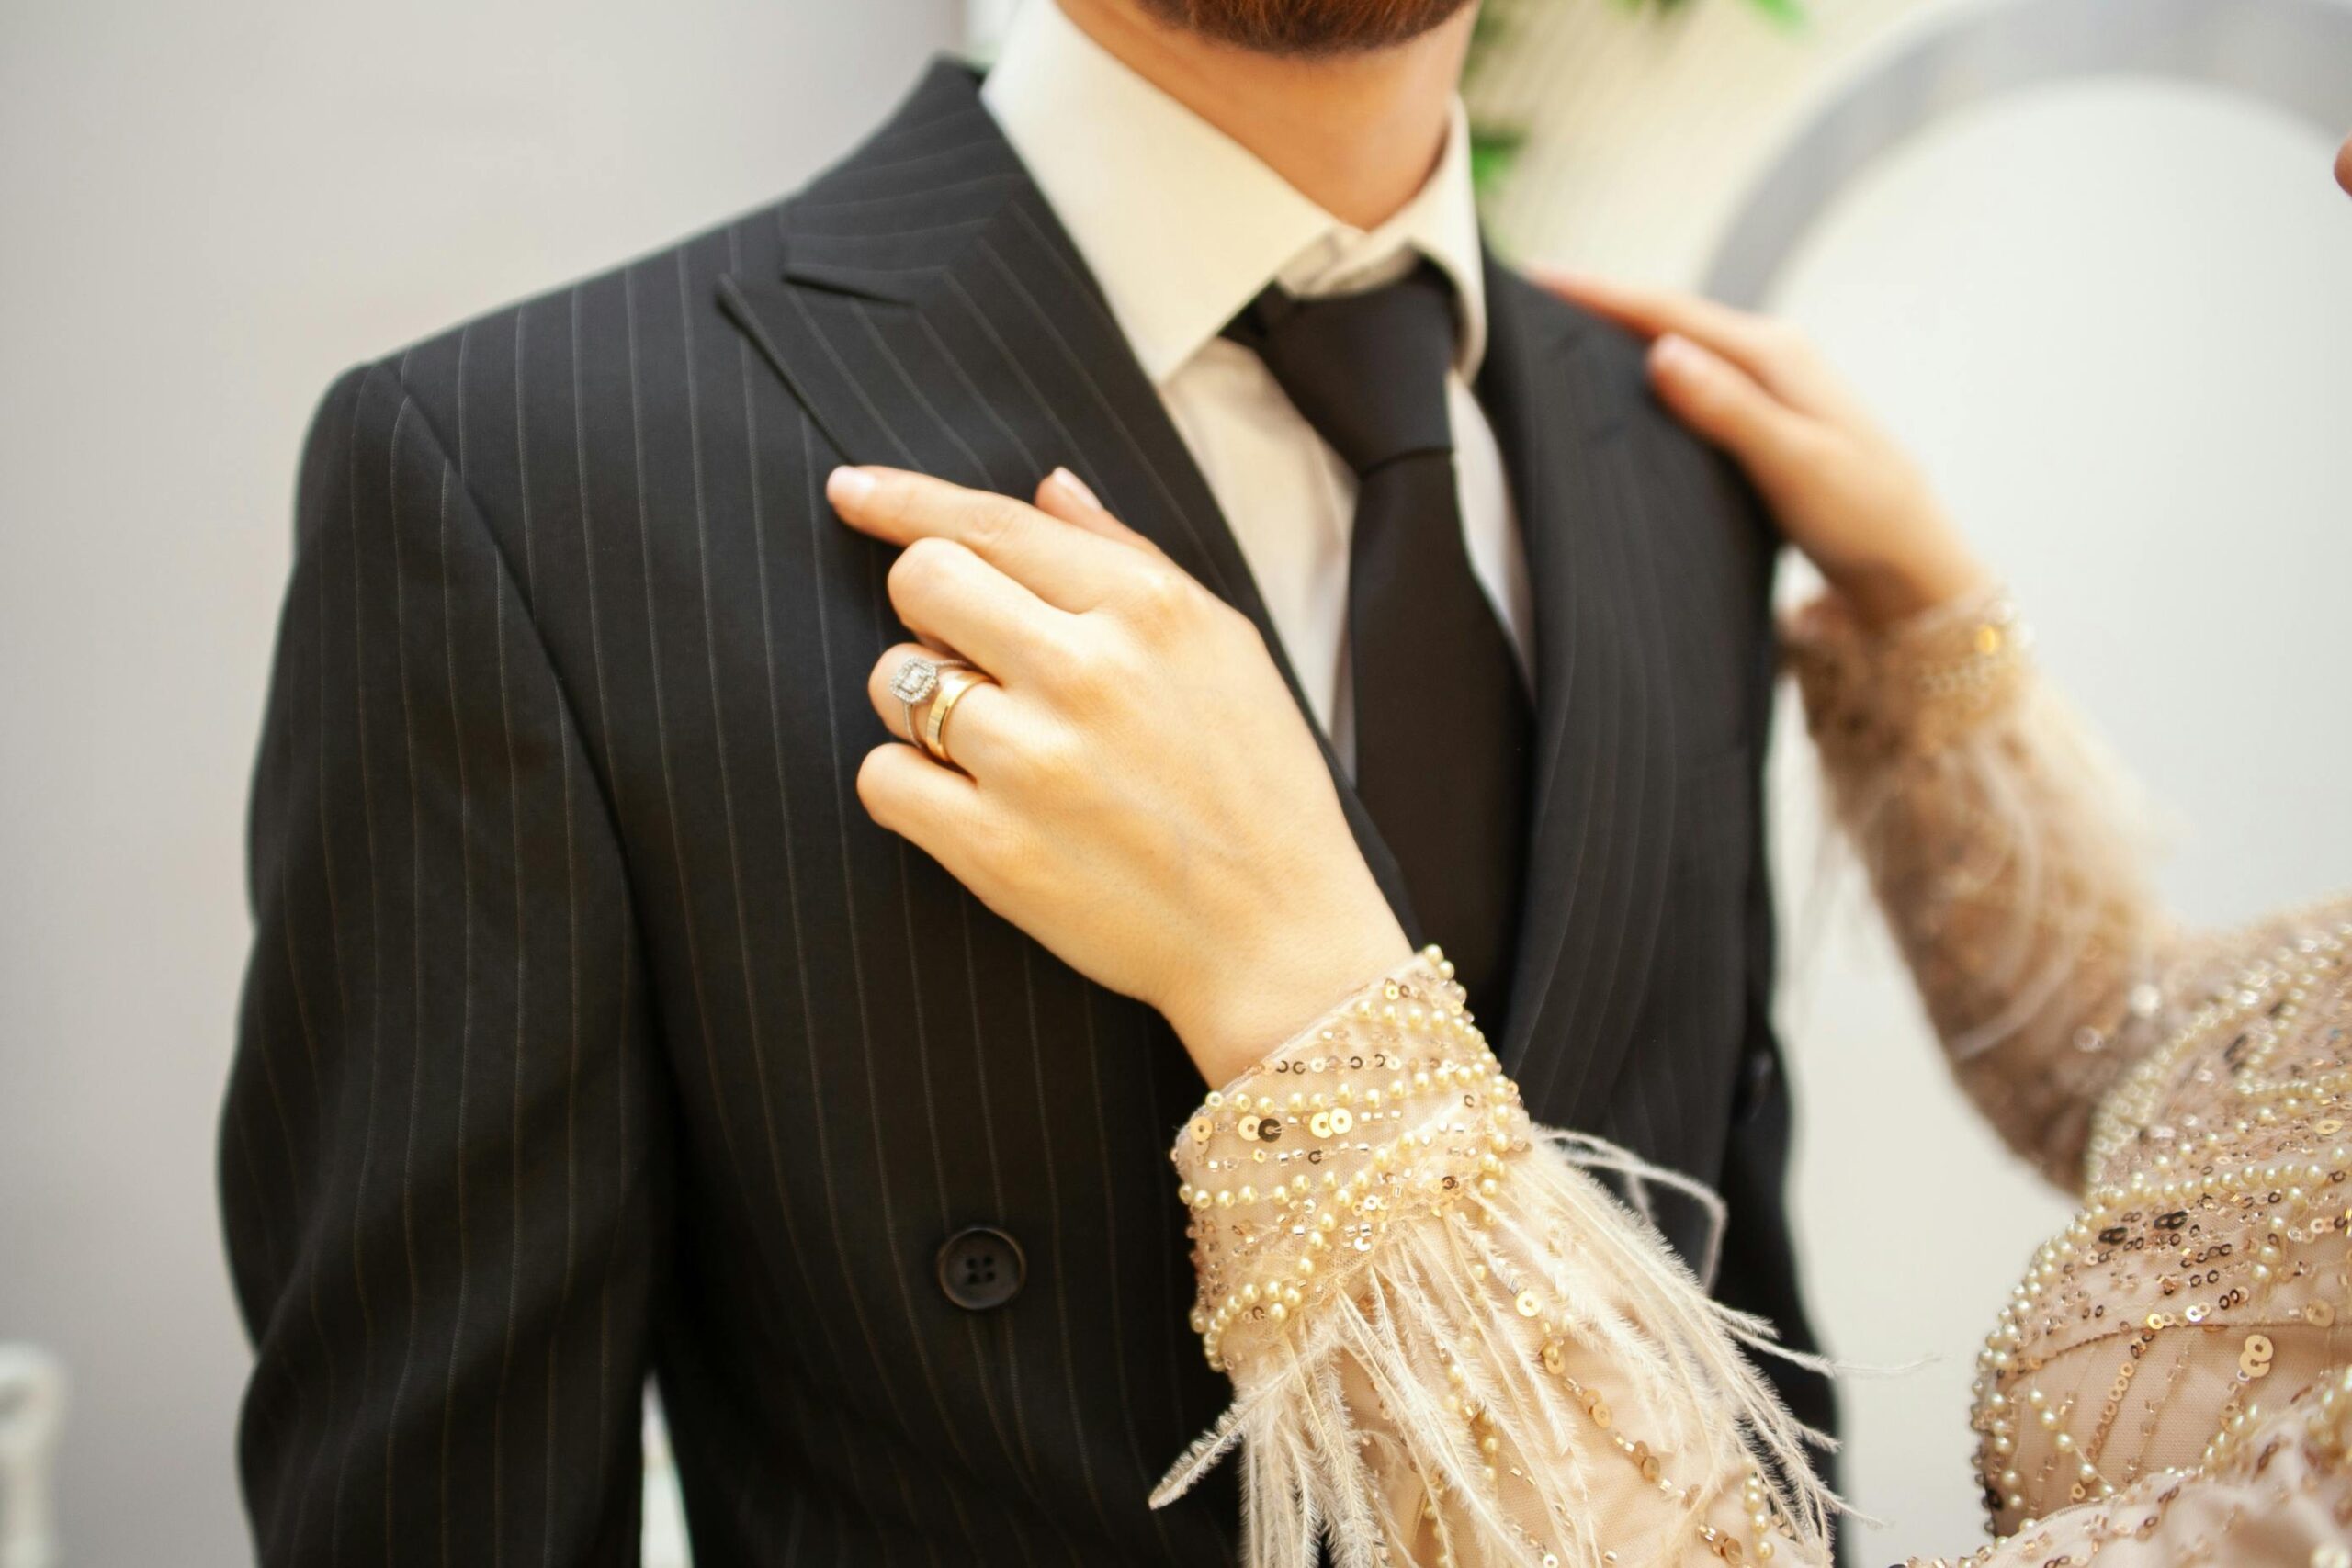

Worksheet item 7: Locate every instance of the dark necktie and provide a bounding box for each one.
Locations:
[1224,265,1533,1023]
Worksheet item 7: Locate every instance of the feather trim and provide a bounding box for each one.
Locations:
[1158,953,1838,1567]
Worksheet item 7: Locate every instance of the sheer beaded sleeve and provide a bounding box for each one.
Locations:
[1785,589,2175,1188]
[1151,950,1836,1568]
[1793,588,2352,1555]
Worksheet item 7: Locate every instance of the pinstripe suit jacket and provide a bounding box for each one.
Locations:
[223,59,1832,1567]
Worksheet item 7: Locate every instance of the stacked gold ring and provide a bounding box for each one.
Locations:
[919,665,994,770]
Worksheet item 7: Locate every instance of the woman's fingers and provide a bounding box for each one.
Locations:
[866,642,1020,773]
[1032,467,1163,555]
[1646,333,1820,481]
[854,741,997,882]
[1537,267,1753,348]
[830,465,1146,610]
[1537,267,1792,384]
[885,536,1072,679]
[1535,267,1855,421]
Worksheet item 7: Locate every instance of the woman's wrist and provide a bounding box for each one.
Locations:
[1788,582,2031,765]
[1830,516,1996,629]
[1162,895,1413,1090]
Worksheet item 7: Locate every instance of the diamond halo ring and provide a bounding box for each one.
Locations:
[888,654,973,743]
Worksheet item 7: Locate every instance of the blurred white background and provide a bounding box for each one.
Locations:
[3,0,2348,1563]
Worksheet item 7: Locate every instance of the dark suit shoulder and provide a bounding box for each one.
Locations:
[353,58,990,457]
[373,197,794,470]
[1487,264,1677,428]
[1492,261,1777,547]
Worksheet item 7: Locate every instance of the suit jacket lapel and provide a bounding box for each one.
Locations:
[717,60,1420,933]
[1479,265,1680,1131]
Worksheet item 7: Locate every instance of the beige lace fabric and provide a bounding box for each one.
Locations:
[1156,587,2352,1567]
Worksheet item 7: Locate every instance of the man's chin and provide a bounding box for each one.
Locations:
[1134,0,1478,58]
[2336,131,2352,197]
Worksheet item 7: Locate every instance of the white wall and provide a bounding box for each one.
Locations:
[0,4,958,1563]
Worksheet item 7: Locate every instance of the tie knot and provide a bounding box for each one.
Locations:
[1223,263,1459,476]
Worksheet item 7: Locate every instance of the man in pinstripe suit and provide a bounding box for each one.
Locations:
[222,0,1834,1560]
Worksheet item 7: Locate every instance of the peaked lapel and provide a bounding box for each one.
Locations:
[717,60,1419,931]
[1478,266,1681,1133]
[720,62,1679,1134]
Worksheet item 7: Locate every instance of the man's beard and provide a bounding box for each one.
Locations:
[1135,0,1477,57]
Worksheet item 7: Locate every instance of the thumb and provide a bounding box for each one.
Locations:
[1647,333,1815,480]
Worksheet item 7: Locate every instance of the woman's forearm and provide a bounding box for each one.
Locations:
[1788,588,2174,1187]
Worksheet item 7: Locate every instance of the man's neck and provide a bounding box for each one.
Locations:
[1051,0,1474,231]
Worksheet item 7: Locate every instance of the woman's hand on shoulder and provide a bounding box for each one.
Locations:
[828,463,1409,1090]
[1541,269,1993,628]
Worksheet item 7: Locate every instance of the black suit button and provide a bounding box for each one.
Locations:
[936,1225,1025,1312]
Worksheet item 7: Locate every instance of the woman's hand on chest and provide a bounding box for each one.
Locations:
[828,462,1409,1089]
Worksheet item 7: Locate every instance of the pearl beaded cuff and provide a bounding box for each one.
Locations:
[1170,947,1516,1372]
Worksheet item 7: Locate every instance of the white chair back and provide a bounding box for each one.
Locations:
[0,1346,65,1568]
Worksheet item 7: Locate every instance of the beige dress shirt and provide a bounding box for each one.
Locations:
[980,0,1531,767]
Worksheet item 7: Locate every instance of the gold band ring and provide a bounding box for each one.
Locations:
[920,665,996,771]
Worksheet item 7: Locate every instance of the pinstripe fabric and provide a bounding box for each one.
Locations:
[223,59,1831,1567]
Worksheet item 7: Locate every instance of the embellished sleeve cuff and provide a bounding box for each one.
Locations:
[1783,586,2032,762]
[1170,948,1507,1373]
[1156,950,1835,1567]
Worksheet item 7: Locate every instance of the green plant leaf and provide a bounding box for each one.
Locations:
[1464,0,1810,198]
[1469,127,1531,195]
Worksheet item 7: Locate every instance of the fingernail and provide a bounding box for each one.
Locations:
[1048,466,1102,510]
[1651,333,1698,374]
[826,466,876,509]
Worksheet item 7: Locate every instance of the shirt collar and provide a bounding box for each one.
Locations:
[979,0,1488,388]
